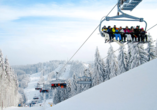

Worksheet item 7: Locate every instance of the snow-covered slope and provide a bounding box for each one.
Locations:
[5,59,157,110]
[48,59,157,110]
[59,65,71,79]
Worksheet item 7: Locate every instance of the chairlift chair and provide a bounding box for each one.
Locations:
[35,83,43,90]
[77,76,92,84]
[31,101,36,105]
[35,87,42,90]
[51,80,67,89]
[50,72,67,89]
[40,89,49,93]
[99,0,148,45]
[31,102,36,105]
[33,97,39,100]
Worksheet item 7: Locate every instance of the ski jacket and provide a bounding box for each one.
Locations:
[107,29,112,34]
[124,29,130,33]
[134,29,140,35]
[112,28,116,34]
[141,31,147,36]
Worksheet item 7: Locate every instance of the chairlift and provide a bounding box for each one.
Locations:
[40,89,49,93]
[77,76,92,84]
[35,83,43,90]
[31,102,36,105]
[50,72,67,89]
[99,0,149,45]
[35,87,42,90]
[33,97,39,100]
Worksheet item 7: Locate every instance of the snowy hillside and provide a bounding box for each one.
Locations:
[5,55,157,110]
[46,58,157,110]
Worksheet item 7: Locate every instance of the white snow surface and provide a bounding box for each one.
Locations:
[5,59,157,110]
[59,65,71,79]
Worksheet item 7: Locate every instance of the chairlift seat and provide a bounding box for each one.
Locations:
[35,88,42,90]
[77,76,92,84]
[51,83,67,88]
[32,102,36,104]
[33,97,39,100]
[40,90,49,93]
[77,81,92,84]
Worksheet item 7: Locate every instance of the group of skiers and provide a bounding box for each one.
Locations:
[102,25,148,43]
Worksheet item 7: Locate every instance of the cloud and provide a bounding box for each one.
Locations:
[0,2,110,22]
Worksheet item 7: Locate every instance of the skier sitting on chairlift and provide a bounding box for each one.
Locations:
[134,26,141,42]
[102,26,110,42]
[140,28,147,42]
[112,25,116,35]
[115,28,122,41]
[130,27,137,42]
[119,26,125,42]
[108,26,114,41]
[124,26,132,42]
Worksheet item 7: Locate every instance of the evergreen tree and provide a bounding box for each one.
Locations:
[53,88,61,104]
[94,47,105,85]
[130,43,148,69]
[127,43,133,70]
[118,46,128,74]
[156,39,157,55]
[106,45,118,79]
[5,57,10,77]
[71,73,78,96]
[146,36,156,61]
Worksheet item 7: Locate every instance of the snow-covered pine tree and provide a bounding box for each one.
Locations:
[94,47,105,85]
[0,49,4,71]
[53,88,61,104]
[127,43,133,70]
[0,50,20,108]
[130,43,148,69]
[118,46,128,74]
[106,45,118,79]
[84,69,92,89]
[63,80,72,99]
[146,35,156,61]
[71,73,78,96]
[156,39,157,55]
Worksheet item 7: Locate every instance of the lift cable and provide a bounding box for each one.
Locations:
[147,24,157,32]
[58,3,118,73]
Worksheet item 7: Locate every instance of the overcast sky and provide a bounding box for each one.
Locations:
[0,0,157,65]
